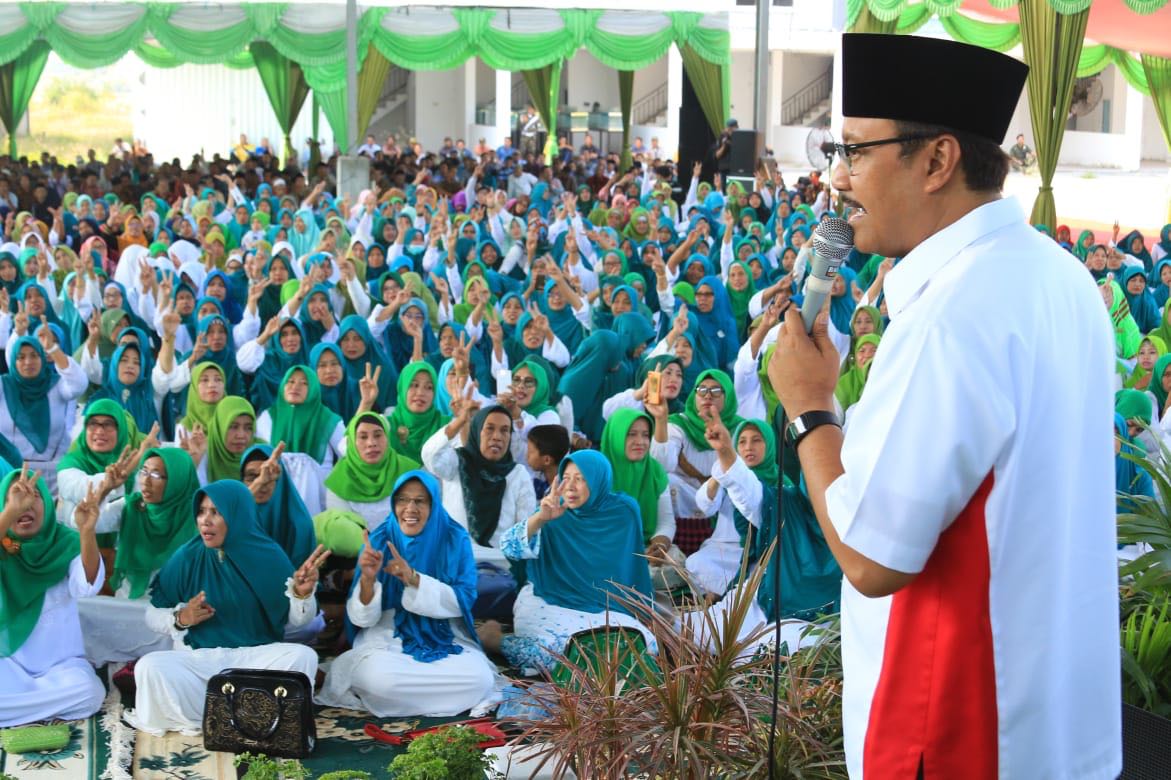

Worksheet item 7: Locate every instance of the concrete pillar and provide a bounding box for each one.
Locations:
[462,59,477,145]
[665,45,683,160]
[494,68,511,149]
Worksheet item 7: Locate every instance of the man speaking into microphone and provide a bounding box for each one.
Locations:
[768,34,1120,780]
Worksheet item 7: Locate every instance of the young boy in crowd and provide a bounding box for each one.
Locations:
[526,424,570,500]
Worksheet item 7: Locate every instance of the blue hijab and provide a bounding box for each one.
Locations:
[311,342,361,421]
[527,451,652,615]
[251,317,310,413]
[538,278,585,354]
[95,341,158,433]
[289,208,322,257]
[1150,259,1171,310]
[241,445,317,568]
[1115,413,1154,510]
[13,281,70,353]
[200,269,244,324]
[1121,266,1161,334]
[2,336,59,453]
[351,471,478,662]
[557,331,630,444]
[692,276,739,371]
[337,314,398,410]
[828,266,859,335]
[297,283,335,347]
[382,298,436,370]
[192,314,245,397]
[151,480,293,650]
[613,311,656,376]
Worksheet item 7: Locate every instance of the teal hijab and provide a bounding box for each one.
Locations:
[2,336,59,453]
[151,480,294,649]
[730,419,840,621]
[242,445,317,568]
[556,331,631,443]
[527,450,653,616]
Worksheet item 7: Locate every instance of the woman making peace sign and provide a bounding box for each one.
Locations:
[318,470,498,717]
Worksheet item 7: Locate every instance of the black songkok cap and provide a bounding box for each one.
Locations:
[841,33,1028,144]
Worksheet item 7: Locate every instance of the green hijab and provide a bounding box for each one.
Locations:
[669,368,745,451]
[726,260,757,337]
[835,334,881,411]
[57,398,135,475]
[386,362,449,464]
[1150,354,1171,414]
[181,362,224,433]
[1102,279,1142,359]
[733,418,778,484]
[515,358,554,417]
[0,469,79,657]
[672,281,696,307]
[600,409,669,544]
[269,366,342,463]
[206,396,258,482]
[1125,335,1167,390]
[324,412,420,503]
[109,447,200,599]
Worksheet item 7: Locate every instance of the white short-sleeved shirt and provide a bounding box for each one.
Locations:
[823,197,1120,779]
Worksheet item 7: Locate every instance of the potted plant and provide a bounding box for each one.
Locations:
[387,724,502,779]
[506,546,847,779]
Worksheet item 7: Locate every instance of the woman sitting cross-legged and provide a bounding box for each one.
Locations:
[686,418,840,654]
[0,468,106,727]
[77,446,202,666]
[422,402,537,620]
[478,450,656,674]
[318,471,499,717]
[124,480,329,735]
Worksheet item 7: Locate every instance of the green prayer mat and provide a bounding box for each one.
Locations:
[132,707,470,779]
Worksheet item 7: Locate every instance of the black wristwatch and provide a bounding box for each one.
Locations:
[785,411,840,449]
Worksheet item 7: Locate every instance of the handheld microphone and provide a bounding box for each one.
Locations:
[799,217,855,334]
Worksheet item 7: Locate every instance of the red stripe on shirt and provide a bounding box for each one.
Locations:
[862,472,998,779]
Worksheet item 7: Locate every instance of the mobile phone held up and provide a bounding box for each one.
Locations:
[646,370,662,406]
[495,369,514,398]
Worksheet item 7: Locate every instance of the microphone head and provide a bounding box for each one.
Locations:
[812,217,855,261]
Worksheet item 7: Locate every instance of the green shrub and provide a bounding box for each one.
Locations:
[387,725,496,780]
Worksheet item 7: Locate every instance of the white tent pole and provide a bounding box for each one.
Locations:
[345,0,358,153]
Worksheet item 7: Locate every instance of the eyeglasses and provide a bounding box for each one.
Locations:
[394,496,428,509]
[401,312,425,322]
[85,419,118,431]
[834,133,939,175]
[142,469,167,481]
[694,291,715,299]
[513,377,538,388]
[695,386,725,398]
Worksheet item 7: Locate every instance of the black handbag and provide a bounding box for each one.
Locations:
[202,668,316,759]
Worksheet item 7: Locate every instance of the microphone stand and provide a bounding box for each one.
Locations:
[766,405,788,780]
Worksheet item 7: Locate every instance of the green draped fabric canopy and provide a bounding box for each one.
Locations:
[0,4,730,156]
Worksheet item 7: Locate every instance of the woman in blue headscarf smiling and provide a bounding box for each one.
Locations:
[692,276,739,371]
[188,313,245,397]
[0,330,87,487]
[288,208,322,257]
[311,342,362,421]
[318,470,497,717]
[337,314,398,410]
[1121,266,1160,334]
[480,450,655,672]
[126,480,328,735]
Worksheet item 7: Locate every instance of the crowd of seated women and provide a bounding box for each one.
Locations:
[1,151,1160,733]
